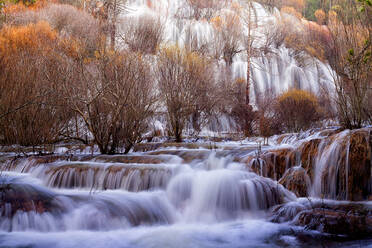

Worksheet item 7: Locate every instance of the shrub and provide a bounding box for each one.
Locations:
[120,14,164,54]
[275,89,322,132]
[0,22,72,146]
[156,46,217,142]
[7,3,101,55]
[61,50,157,154]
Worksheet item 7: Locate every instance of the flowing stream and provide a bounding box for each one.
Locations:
[0,133,371,247]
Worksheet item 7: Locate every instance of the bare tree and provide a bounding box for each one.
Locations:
[256,90,280,144]
[185,0,228,21]
[84,0,127,49]
[7,3,102,55]
[156,46,217,142]
[0,22,72,147]
[119,14,164,54]
[61,49,156,154]
[325,7,372,128]
[210,12,243,66]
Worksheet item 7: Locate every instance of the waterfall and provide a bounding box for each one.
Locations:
[262,128,371,200]
[0,148,296,232]
[3,157,178,191]
[120,0,335,134]
[0,130,370,246]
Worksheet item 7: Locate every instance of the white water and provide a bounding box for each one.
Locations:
[267,127,372,201]
[1,134,371,247]
[0,148,304,247]
[120,0,334,135]
[122,0,332,99]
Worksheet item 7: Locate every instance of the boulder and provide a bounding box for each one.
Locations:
[271,199,372,239]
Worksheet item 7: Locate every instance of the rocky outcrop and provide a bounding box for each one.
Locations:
[248,148,296,180]
[278,167,310,197]
[252,128,372,201]
[297,208,372,238]
[344,129,371,201]
[0,182,57,216]
[270,199,372,238]
[297,138,322,181]
[314,129,371,201]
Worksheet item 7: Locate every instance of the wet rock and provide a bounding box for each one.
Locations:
[279,127,372,201]
[270,198,372,239]
[148,150,211,163]
[297,138,321,181]
[279,167,310,197]
[315,128,371,201]
[134,142,221,152]
[0,182,57,216]
[92,155,169,164]
[133,143,163,152]
[297,207,372,238]
[248,148,295,180]
[345,129,371,201]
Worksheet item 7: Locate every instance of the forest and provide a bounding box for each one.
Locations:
[0,0,370,154]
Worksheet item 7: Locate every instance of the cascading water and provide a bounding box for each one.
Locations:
[0,0,370,247]
[263,127,371,201]
[2,129,371,247]
[4,158,176,191]
[0,146,305,247]
[123,0,334,134]
[1,133,371,247]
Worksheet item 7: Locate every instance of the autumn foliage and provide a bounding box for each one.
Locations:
[156,46,217,141]
[0,22,70,146]
[0,0,369,151]
[275,89,322,132]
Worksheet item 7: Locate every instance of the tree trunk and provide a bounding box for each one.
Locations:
[246,56,251,105]
[174,122,182,142]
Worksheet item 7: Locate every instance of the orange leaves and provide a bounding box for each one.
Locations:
[3,3,26,14]
[282,0,305,12]
[59,37,86,60]
[314,9,326,25]
[211,12,241,31]
[0,21,57,58]
[211,15,222,29]
[276,89,321,132]
[281,6,302,19]
[278,89,318,106]
[280,0,305,19]
[159,45,208,73]
[146,0,152,9]
[3,0,49,14]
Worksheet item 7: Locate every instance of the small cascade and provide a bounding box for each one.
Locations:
[0,130,371,246]
[264,128,371,200]
[167,169,296,222]
[0,173,176,232]
[309,128,371,200]
[243,127,371,201]
[1,157,177,192]
[247,147,296,181]
[310,130,350,199]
